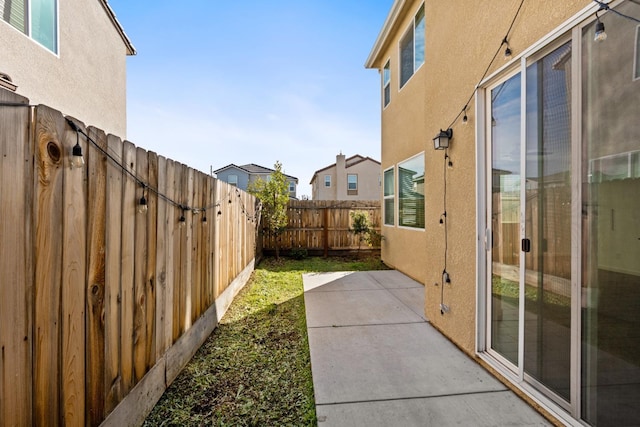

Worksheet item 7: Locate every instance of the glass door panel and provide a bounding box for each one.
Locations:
[489,72,522,366]
[524,41,573,402]
[581,3,640,425]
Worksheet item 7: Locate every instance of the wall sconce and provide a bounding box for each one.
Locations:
[433,128,453,150]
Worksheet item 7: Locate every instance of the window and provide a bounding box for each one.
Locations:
[383,60,391,107]
[1,0,58,53]
[384,168,394,226]
[288,181,295,193]
[347,174,358,190]
[228,174,238,186]
[398,154,424,228]
[399,4,425,88]
[635,25,640,80]
[324,175,331,187]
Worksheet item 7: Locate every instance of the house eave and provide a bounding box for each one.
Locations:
[100,0,137,55]
[364,0,406,69]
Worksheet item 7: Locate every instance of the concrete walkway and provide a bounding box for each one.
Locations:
[303,270,552,427]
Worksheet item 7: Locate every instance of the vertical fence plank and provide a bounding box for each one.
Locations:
[0,94,33,426]
[191,172,202,321]
[145,152,158,370]
[33,105,65,426]
[184,168,194,329]
[154,156,168,359]
[61,118,87,427]
[172,164,184,341]
[133,147,149,382]
[164,159,176,348]
[85,126,107,425]
[120,141,137,395]
[104,134,123,413]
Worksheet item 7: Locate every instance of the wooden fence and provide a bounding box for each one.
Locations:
[0,90,259,426]
[262,199,381,256]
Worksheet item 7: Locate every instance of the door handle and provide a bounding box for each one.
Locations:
[522,238,531,253]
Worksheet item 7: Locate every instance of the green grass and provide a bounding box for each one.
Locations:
[144,255,389,426]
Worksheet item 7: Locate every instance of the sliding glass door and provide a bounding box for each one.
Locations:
[484,3,640,424]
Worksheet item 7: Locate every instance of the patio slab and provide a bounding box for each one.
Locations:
[303,269,553,427]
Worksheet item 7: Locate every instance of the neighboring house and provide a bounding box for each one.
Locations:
[310,153,381,200]
[214,163,298,199]
[366,1,640,426]
[0,0,135,137]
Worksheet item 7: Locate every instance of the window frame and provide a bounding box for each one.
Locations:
[399,3,425,89]
[1,0,59,54]
[383,59,391,108]
[324,174,331,187]
[288,181,296,193]
[347,174,358,190]
[228,174,238,186]
[383,166,395,226]
[397,152,425,230]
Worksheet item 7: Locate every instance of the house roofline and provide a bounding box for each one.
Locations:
[364,0,405,69]
[309,155,381,184]
[100,0,136,55]
[213,163,298,183]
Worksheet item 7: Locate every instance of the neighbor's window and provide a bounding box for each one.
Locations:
[228,174,238,186]
[1,0,58,53]
[347,174,358,190]
[398,153,425,228]
[289,181,295,192]
[383,59,391,107]
[324,175,331,187]
[399,4,425,88]
[635,25,640,80]
[384,168,395,226]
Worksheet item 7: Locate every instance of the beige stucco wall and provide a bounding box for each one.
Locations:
[311,155,381,201]
[371,0,590,353]
[0,0,129,137]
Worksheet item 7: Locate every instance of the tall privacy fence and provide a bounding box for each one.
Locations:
[262,199,382,256]
[0,90,259,426]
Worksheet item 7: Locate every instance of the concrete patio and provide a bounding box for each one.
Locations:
[303,270,552,427]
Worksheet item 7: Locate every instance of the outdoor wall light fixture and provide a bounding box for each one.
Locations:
[503,37,512,60]
[594,11,607,42]
[433,128,453,150]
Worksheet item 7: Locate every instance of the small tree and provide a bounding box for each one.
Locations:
[248,161,290,259]
[349,210,383,257]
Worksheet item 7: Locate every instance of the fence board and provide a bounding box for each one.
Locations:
[164,159,176,350]
[61,118,87,427]
[104,134,123,412]
[172,164,183,341]
[33,105,65,425]
[120,140,137,394]
[133,147,149,382]
[85,126,107,425]
[154,155,168,360]
[146,152,159,370]
[0,92,33,426]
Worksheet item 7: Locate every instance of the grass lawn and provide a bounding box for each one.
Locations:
[144,255,389,426]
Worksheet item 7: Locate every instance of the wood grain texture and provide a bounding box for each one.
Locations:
[154,156,168,360]
[0,91,33,426]
[163,159,176,350]
[85,126,107,425]
[172,164,183,341]
[33,105,65,426]
[145,152,158,369]
[61,117,87,427]
[133,147,149,383]
[119,141,137,395]
[104,134,124,414]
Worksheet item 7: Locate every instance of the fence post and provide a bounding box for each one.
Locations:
[323,207,329,257]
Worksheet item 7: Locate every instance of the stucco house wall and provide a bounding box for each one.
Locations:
[310,154,381,201]
[0,0,134,137]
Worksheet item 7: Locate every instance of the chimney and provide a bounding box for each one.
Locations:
[336,152,346,199]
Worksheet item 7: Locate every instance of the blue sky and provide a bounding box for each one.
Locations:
[108,1,392,198]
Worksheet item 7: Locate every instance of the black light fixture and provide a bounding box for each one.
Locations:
[462,106,468,125]
[503,37,512,60]
[594,11,607,42]
[433,128,453,150]
[138,195,148,214]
